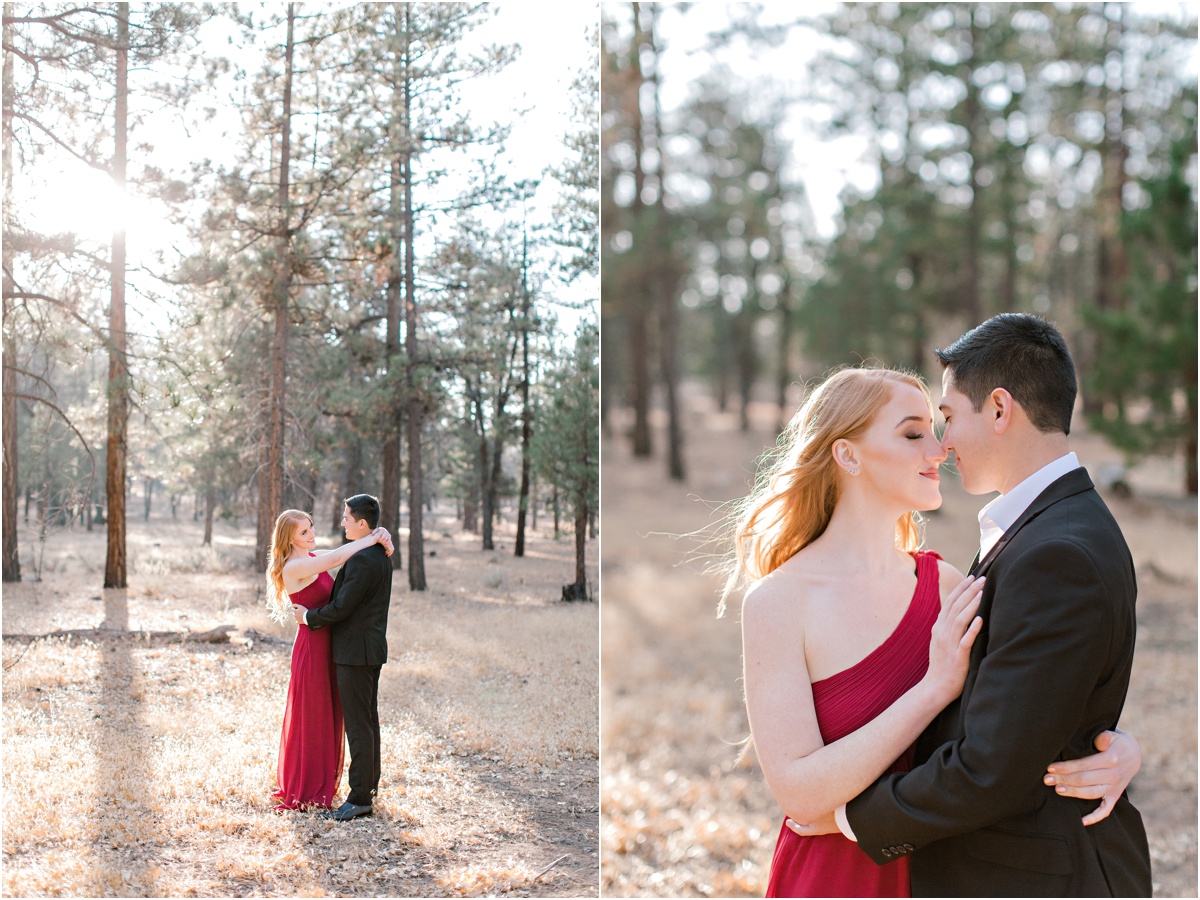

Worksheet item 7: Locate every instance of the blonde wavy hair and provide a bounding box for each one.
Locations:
[266,509,313,624]
[719,366,929,614]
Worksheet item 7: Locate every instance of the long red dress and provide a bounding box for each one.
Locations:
[765,550,942,898]
[272,565,344,811]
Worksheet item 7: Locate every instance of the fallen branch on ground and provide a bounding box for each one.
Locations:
[533,854,570,882]
[241,628,291,646]
[1,625,237,645]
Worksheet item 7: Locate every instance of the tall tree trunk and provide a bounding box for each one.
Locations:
[479,415,494,551]
[487,433,503,543]
[715,305,731,412]
[142,477,152,521]
[462,389,478,532]
[1000,145,1021,311]
[1097,2,1129,314]
[104,4,130,589]
[552,483,560,539]
[961,9,983,324]
[572,437,589,593]
[401,6,425,590]
[2,334,18,582]
[907,253,926,372]
[380,12,408,570]
[514,222,533,556]
[647,7,684,480]
[1082,4,1129,419]
[775,272,794,434]
[381,153,403,569]
[340,436,363,533]
[599,315,615,437]
[628,2,652,457]
[573,497,587,591]
[203,482,215,546]
[1185,351,1198,495]
[1186,405,1198,496]
[2,12,19,582]
[255,3,295,571]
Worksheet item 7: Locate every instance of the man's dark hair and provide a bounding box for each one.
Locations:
[935,313,1077,434]
[344,493,381,530]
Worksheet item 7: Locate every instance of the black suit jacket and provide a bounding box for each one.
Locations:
[307,543,392,666]
[846,468,1151,897]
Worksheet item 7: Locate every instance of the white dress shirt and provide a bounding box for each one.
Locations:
[833,451,1082,843]
[976,452,1080,559]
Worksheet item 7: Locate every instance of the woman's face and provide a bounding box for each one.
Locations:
[290,517,317,553]
[847,383,947,512]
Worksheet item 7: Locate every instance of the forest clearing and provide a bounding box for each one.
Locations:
[600,394,1196,898]
[3,509,599,898]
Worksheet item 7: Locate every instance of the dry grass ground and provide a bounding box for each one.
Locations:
[3,505,598,898]
[601,389,1197,898]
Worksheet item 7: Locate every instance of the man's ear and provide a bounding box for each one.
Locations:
[989,388,1015,435]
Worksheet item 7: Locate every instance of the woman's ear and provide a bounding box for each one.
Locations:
[832,438,860,475]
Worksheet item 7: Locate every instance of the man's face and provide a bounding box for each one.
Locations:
[340,505,370,540]
[939,368,1000,496]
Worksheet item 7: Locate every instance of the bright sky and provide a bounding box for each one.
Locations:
[15,2,597,335]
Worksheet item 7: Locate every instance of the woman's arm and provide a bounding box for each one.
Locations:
[743,572,984,825]
[312,528,396,556]
[789,726,1144,837]
[283,528,391,588]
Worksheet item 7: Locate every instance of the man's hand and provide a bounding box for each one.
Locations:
[1044,728,1142,826]
[371,526,394,557]
[291,603,307,625]
[784,810,839,837]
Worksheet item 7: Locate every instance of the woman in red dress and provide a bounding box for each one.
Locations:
[727,368,1141,898]
[265,510,392,811]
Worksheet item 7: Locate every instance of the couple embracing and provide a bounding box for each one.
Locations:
[265,493,393,822]
[734,314,1152,897]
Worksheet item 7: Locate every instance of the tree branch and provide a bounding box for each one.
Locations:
[2,288,109,343]
[5,365,58,401]
[10,111,109,173]
[4,392,96,502]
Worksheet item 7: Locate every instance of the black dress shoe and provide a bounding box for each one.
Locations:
[327,801,372,821]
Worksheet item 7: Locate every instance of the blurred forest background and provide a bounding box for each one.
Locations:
[600,2,1196,897]
[3,2,599,596]
[602,0,1195,490]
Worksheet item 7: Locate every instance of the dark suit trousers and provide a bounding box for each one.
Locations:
[337,663,381,807]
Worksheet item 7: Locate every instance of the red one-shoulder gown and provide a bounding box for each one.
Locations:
[272,566,344,810]
[765,550,942,898]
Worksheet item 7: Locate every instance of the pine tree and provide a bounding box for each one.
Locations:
[1086,117,1198,494]
[532,321,598,599]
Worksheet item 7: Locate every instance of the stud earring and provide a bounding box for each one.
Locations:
[847,467,859,475]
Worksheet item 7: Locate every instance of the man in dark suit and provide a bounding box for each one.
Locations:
[291,493,393,822]
[834,315,1152,895]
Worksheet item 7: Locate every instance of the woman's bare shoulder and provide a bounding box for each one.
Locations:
[280,550,313,572]
[741,554,817,625]
[935,556,967,598]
